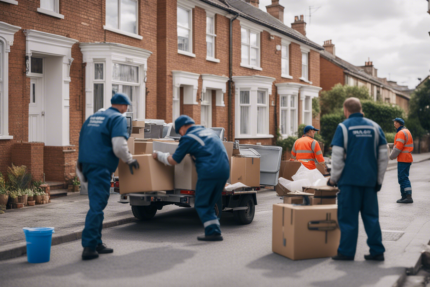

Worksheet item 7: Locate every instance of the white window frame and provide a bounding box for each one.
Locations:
[172,70,199,122]
[233,76,275,139]
[300,46,312,84]
[257,90,269,135]
[93,62,105,114]
[303,95,312,126]
[112,62,140,115]
[240,20,262,71]
[206,12,219,63]
[177,2,195,57]
[103,0,142,40]
[276,83,302,138]
[300,85,322,127]
[281,40,292,79]
[201,90,212,128]
[239,90,251,136]
[37,0,64,19]
[0,22,20,140]
[0,0,18,5]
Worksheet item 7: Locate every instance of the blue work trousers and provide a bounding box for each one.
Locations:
[398,162,412,196]
[337,185,385,258]
[195,178,227,236]
[81,164,111,249]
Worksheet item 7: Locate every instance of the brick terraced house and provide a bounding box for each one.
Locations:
[320,40,410,112]
[0,0,323,184]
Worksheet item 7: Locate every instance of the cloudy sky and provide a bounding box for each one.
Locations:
[258,0,430,88]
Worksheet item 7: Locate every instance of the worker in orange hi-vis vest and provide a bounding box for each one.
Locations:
[291,125,325,170]
[390,118,414,204]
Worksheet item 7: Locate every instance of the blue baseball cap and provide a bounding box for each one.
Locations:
[304,125,319,134]
[393,118,405,125]
[175,115,195,134]
[111,93,131,105]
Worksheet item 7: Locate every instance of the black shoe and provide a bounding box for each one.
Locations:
[396,196,406,203]
[332,253,354,261]
[96,243,114,254]
[82,247,99,260]
[364,253,384,261]
[398,195,413,204]
[197,234,223,241]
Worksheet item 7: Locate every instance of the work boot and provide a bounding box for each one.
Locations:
[82,247,99,260]
[398,195,413,204]
[332,253,354,261]
[96,243,114,254]
[396,196,406,203]
[364,254,384,261]
[197,234,223,241]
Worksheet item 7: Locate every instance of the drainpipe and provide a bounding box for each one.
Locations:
[228,13,239,142]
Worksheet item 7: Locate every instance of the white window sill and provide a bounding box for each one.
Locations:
[37,8,64,19]
[178,50,196,58]
[235,134,274,139]
[282,74,293,79]
[103,26,143,40]
[0,135,13,140]
[1,0,18,4]
[206,57,220,63]
[300,77,312,84]
[240,63,263,71]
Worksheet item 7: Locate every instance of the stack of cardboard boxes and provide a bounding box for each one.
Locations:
[230,147,260,187]
[272,160,340,260]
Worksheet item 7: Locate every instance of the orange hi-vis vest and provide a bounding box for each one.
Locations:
[394,128,413,163]
[291,136,325,170]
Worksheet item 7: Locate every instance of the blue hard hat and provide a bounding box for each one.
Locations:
[175,115,195,134]
[393,118,405,125]
[304,125,319,134]
[111,93,131,105]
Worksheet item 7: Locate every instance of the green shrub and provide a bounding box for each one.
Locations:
[361,101,404,133]
[320,84,371,115]
[405,117,427,139]
[312,97,320,119]
[385,133,395,143]
[320,112,345,146]
[409,80,430,132]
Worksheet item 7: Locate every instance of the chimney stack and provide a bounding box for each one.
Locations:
[359,59,378,77]
[323,40,335,56]
[291,15,306,36]
[266,0,284,23]
[245,0,259,8]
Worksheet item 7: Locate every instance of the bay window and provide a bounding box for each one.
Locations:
[111,63,139,115]
[239,91,250,135]
[279,94,298,137]
[105,0,140,38]
[177,5,194,55]
[93,62,105,113]
[257,91,268,135]
[241,27,261,69]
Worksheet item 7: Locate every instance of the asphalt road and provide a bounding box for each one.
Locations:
[1,160,429,287]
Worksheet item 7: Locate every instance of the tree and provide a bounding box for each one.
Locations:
[361,101,404,133]
[409,80,430,132]
[312,97,320,119]
[320,84,371,115]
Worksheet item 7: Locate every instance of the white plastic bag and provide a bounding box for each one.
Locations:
[292,164,325,186]
[285,178,312,192]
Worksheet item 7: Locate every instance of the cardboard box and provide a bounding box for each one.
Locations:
[275,181,290,196]
[279,161,326,181]
[272,203,340,260]
[132,120,145,128]
[283,197,306,204]
[303,186,339,205]
[114,137,136,176]
[118,154,174,194]
[135,142,153,155]
[230,157,260,187]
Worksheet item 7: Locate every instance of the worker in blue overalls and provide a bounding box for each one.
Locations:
[328,97,389,261]
[153,115,230,241]
[77,93,140,260]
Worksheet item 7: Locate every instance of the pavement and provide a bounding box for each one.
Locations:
[387,152,430,171]
[1,160,430,287]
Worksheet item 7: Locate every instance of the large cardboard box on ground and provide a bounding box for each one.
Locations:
[118,154,174,194]
[230,157,260,187]
[279,161,326,181]
[272,204,340,260]
[303,186,339,205]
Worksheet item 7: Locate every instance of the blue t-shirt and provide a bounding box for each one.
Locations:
[78,107,129,172]
[331,113,387,187]
[172,126,230,180]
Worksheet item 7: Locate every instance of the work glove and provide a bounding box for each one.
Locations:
[375,184,382,192]
[153,151,172,166]
[327,178,337,187]
[128,159,140,175]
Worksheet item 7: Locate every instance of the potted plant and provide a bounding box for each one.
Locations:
[23,189,32,206]
[17,189,24,204]
[35,191,43,204]
[0,173,8,206]
[43,191,50,204]
[9,191,18,205]
[39,191,46,204]
[68,179,73,192]
[8,165,32,204]
[27,189,35,206]
[72,176,80,192]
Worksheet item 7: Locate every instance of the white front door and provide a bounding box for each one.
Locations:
[201,90,212,128]
[29,78,45,142]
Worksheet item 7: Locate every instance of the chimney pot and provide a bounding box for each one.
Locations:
[323,39,335,56]
[245,0,259,8]
[292,15,307,36]
[266,0,285,23]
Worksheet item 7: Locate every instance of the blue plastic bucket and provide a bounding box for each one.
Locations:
[23,227,55,263]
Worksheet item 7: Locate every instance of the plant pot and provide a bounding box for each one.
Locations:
[18,196,24,204]
[22,194,28,206]
[28,196,34,202]
[13,203,23,209]
[35,195,42,204]
[68,185,73,192]
[73,185,80,192]
[44,194,50,203]
[10,197,18,204]
[27,201,35,206]
[0,194,8,206]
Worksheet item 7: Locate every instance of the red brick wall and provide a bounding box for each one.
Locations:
[320,56,345,92]
[11,142,44,181]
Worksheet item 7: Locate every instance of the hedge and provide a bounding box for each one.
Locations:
[361,101,404,133]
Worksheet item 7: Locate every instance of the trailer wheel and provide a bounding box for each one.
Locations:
[233,195,255,225]
[132,205,157,221]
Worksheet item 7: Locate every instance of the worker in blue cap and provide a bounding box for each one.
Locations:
[77,93,140,260]
[153,115,230,241]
